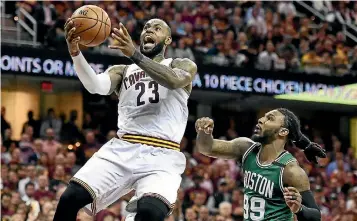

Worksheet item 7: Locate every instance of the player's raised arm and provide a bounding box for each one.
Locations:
[195,117,255,160]
[283,162,321,221]
[64,19,125,95]
[110,22,197,90]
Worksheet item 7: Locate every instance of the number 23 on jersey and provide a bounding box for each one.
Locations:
[244,194,266,221]
[135,81,160,106]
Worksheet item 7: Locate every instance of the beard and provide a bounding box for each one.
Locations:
[251,128,279,145]
[140,41,165,58]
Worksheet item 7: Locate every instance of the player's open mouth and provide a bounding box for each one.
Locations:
[143,36,155,48]
[254,125,261,133]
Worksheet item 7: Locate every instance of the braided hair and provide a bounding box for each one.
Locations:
[277,108,310,149]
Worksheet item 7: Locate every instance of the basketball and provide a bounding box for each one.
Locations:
[70,5,111,47]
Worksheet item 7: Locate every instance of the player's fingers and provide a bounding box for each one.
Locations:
[119,23,129,36]
[111,33,126,45]
[64,20,74,33]
[66,27,76,41]
[286,187,299,193]
[113,28,127,41]
[108,45,121,49]
[64,18,71,30]
[72,36,80,44]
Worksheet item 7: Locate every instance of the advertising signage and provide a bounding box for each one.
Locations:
[2,45,356,99]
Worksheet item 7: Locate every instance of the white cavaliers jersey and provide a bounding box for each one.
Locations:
[117,58,189,143]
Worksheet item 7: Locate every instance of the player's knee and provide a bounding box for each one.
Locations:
[135,196,169,221]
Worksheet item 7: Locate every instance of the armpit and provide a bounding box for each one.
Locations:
[107,65,127,95]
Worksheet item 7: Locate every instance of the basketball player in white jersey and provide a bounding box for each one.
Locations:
[54,18,197,221]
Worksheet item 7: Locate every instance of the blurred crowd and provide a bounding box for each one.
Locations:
[1,104,357,221]
[7,1,357,76]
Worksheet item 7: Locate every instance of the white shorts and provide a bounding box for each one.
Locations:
[71,137,186,216]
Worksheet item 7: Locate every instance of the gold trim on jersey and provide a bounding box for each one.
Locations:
[121,134,180,151]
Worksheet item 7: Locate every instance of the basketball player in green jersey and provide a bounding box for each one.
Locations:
[195,108,326,221]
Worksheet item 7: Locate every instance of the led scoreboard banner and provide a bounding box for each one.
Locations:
[2,45,356,105]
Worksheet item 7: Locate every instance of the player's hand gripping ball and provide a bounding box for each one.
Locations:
[109,23,136,57]
[195,117,214,135]
[283,187,302,214]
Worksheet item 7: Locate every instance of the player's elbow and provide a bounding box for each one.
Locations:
[84,85,97,94]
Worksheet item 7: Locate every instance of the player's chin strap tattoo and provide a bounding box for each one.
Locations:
[130,49,195,89]
[296,190,321,221]
[294,134,326,164]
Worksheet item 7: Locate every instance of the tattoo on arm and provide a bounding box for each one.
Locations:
[196,133,254,160]
[130,49,197,89]
[107,65,126,95]
[283,162,310,192]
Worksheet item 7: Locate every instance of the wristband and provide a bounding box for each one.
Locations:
[295,205,303,214]
[130,49,144,64]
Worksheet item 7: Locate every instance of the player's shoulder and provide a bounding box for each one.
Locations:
[105,65,128,75]
[283,161,310,191]
[171,58,197,74]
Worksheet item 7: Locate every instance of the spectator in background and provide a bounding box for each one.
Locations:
[191,192,207,214]
[95,199,122,221]
[48,8,73,47]
[198,206,212,221]
[65,152,81,175]
[2,128,16,150]
[257,41,278,70]
[61,110,82,144]
[80,130,102,161]
[33,1,57,44]
[218,202,233,221]
[247,8,267,36]
[185,208,197,221]
[41,128,62,163]
[18,133,34,163]
[28,139,43,165]
[302,47,322,67]
[18,165,38,197]
[277,1,297,17]
[245,1,265,23]
[82,113,97,131]
[22,111,40,138]
[327,152,351,177]
[40,108,62,140]
[207,179,231,214]
[1,107,11,138]
[49,165,66,192]
[33,175,54,201]
[168,39,195,61]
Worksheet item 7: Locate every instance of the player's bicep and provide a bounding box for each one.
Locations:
[106,65,127,95]
[171,58,197,87]
[283,162,310,192]
[210,137,255,160]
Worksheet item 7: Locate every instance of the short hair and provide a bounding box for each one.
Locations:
[277,108,301,142]
[25,182,35,189]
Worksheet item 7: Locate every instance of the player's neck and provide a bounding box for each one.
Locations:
[260,141,285,164]
[152,51,165,62]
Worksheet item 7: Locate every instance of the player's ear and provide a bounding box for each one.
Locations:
[165,36,172,45]
[278,128,289,137]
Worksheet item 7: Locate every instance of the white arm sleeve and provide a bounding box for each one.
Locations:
[72,52,111,95]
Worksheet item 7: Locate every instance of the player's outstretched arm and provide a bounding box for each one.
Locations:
[195,117,255,160]
[283,162,321,221]
[64,19,124,95]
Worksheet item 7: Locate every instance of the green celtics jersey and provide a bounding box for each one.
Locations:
[241,143,297,221]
